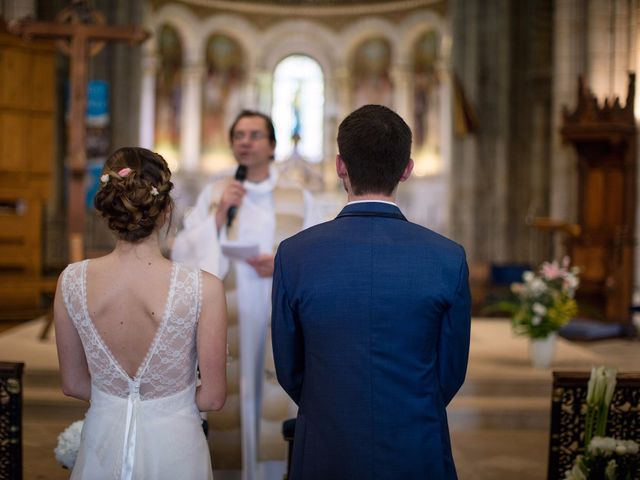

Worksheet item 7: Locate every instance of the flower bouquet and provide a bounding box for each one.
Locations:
[566,437,640,480]
[54,419,83,470]
[565,367,640,480]
[508,257,580,339]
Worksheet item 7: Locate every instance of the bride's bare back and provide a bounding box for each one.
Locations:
[85,255,174,378]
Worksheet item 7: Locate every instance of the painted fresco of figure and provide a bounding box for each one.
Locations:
[154,25,182,166]
[201,34,245,172]
[352,38,393,108]
[413,31,441,151]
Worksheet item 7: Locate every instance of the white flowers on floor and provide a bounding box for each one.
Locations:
[565,437,639,480]
[588,437,639,456]
[564,367,640,479]
[54,420,83,469]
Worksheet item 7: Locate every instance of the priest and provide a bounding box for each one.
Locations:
[172,110,319,480]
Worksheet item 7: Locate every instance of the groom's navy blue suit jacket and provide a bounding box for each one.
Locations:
[272,201,471,480]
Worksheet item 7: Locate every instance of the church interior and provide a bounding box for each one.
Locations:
[1,0,639,479]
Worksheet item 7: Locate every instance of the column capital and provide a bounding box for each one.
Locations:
[182,63,206,77]
[141,53,160,76]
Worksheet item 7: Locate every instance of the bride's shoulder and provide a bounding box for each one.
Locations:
[200,270,224,298]
[59,259,89,278]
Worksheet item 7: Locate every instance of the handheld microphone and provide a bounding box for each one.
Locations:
[227,165,248,227]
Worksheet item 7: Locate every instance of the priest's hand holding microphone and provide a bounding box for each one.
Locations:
[214,164,275,278]
[214,165,247,231]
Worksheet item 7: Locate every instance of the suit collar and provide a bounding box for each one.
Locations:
[337,201,407,221]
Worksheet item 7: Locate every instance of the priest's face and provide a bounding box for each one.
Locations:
[230,116,275,176]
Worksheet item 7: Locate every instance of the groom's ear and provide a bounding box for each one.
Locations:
[336,154,348,179]
[399,159,414,183]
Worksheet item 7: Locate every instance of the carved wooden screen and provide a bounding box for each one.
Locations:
[561,74,636,323]
[547,371,640,479]
[0,362,24,480]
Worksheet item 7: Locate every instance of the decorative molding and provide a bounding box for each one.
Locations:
[259,19,337,74]
[562,73,636,127]
[145,3,200,62]
[337,17,400,66]
[197,14,259,68]
[397,9,448,64]
[176,0,441,17]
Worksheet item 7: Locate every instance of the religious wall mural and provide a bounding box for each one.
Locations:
[352,37,393,108]
[201,34,245,172]
[154,25,182,170]
[413,30,442,176]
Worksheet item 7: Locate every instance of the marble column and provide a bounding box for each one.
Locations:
[254,69,273,115]
[439,69,453,237]
[334,66,352,122]
[551,0,586,244]
[450,0,480,259]
[180,63,205,172]
[451,0,512,263]
[138,52,158,150]
[391,63,412,123]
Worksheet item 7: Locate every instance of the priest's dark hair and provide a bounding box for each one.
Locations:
[228,109,277,146]
[337,104,412,196]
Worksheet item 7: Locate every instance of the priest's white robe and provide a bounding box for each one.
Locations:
[172,166,319,480]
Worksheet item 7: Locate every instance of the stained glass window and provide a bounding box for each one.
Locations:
[272,55,324,162]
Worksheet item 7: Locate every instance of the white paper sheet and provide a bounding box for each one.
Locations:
[220,241,260,261]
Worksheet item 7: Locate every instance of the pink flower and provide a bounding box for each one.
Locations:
[117,167,132,177]
[541,261,561,280]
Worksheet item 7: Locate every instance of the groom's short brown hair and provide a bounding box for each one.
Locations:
[337,104,412,196]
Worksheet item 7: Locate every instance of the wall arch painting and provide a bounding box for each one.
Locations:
[201,33,246,172]
[352,37,393,108]
[413,29,442,176]
[154,24,183,171]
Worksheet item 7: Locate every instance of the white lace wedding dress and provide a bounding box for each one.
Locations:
[61,260,214,480]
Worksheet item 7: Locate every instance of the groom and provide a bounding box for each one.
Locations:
[271,104,471,479]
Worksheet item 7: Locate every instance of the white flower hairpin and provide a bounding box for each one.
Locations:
[150,186,159,196]
[100,174,109,184]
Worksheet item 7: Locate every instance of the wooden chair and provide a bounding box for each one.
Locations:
[547,371,640,479]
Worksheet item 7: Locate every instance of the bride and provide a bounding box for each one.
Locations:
[53,147,227,479]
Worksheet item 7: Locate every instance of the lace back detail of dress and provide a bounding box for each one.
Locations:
[61,261,202,400]
[138,264,201,399]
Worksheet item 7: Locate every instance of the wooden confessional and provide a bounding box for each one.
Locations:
[0,25,56,318]
[560,74,636,323]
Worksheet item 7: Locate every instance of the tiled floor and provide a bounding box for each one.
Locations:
[2,317,639,479]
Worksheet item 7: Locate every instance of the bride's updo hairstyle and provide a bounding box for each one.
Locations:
[94,147,173,242]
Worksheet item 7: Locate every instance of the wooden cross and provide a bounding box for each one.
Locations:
[9,0,148,262]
